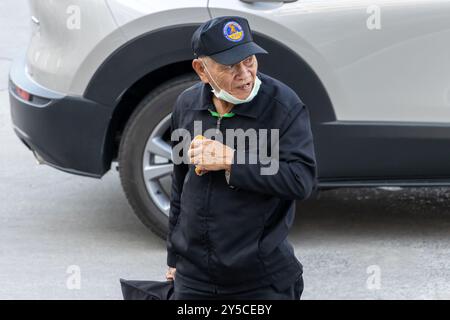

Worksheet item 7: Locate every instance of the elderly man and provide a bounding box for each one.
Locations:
[165,16,317,300]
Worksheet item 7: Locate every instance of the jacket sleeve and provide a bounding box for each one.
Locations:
[228,102,318,200]
[166,107,189,268]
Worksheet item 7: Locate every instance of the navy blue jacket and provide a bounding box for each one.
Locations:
[167,71,318,293]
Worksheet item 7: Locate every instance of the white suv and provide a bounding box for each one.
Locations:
[9,0,450,238]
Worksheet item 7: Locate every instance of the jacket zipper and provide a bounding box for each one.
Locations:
[208,108,224,135]
[208,108,235,135]
[216,115,223,135]
[206,108,234,284]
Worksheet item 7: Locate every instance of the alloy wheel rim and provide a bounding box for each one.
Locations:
[142,113,173,217]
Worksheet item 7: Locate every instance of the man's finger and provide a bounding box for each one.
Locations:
[191,137,214,148]
[188,145,203,158]
[190,138,206,149]
[192,153,210,165]
[192,154,202,165]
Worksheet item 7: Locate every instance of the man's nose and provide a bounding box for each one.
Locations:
[234,62,251,78]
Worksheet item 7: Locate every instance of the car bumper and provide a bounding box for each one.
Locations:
[8,54,113,178]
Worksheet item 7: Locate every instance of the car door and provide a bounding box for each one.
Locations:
[208,0,450,184]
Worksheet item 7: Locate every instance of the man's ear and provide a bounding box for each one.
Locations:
[192,59,210,84]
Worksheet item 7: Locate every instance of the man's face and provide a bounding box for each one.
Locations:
[197,55,258,100]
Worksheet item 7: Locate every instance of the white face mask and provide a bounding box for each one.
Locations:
[201,59,261,105]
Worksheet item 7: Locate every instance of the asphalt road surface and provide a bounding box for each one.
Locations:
[1,0,450,299]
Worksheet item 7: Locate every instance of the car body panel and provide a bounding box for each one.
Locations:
[26,0,209,99]
[27,0,123,96]
[9,53,112,176]
[209,0,450,123]
[9,0,450,183]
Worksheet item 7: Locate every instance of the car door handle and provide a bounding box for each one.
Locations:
[240,0,298,3]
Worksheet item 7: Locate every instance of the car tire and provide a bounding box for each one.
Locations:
[118,74,199,239]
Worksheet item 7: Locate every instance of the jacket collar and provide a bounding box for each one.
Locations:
[189,71,265,119]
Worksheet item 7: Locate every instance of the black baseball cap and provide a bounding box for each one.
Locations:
[191,16,268,66]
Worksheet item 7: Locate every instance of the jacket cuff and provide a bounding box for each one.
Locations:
[167,250,177,268]
[228,149,250,188]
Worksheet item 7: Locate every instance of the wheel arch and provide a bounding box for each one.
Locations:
[85,24,335,173]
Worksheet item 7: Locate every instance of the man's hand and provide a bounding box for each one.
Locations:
[188,137,234,172]
[192,135,209,176]
[166,267,176,281]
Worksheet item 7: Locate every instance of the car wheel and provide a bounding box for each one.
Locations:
[118,74,199,239]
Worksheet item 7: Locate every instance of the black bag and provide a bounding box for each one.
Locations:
[119,278,174,300]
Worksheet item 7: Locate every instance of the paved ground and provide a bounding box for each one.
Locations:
[1,0,450,300]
